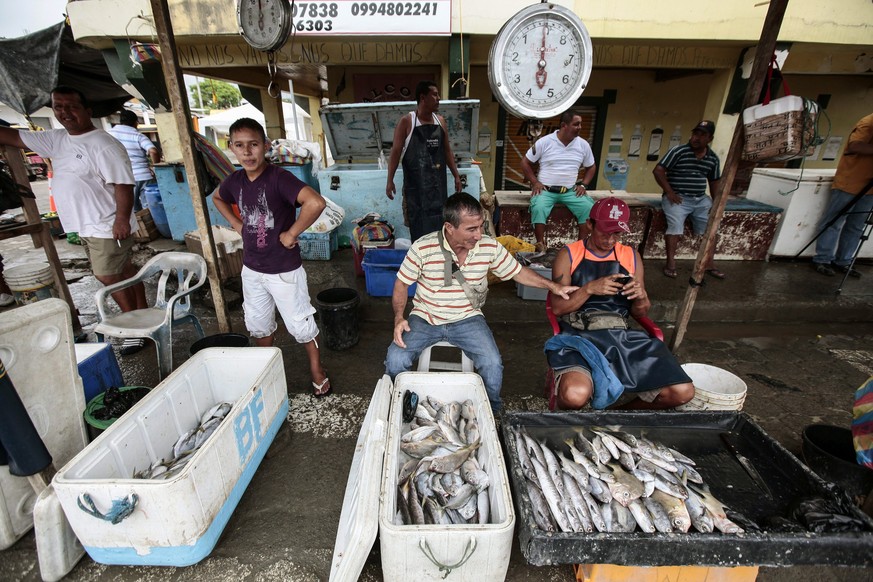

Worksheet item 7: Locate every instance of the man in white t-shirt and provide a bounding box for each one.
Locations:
[521,112,598,252]
[0,87,148,354]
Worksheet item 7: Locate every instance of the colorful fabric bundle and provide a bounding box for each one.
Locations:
[852,377,873,469]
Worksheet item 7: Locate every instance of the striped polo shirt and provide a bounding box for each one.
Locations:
[397,229,522,324]
[657,143,721,197]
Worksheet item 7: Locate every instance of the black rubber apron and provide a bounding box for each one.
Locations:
[549,243,692,393]
[402,116,448,241]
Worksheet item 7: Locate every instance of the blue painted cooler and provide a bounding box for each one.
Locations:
[319,100,482,246]
[154,162,319,241]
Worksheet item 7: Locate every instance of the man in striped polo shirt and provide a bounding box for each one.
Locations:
[109,110,160,212]
[385,192,578,411]
[653,120,725,279]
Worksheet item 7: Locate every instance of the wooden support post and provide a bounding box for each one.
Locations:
[149,0,231,334]
[669,0,790,352]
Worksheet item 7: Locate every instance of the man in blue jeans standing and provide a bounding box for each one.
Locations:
[385,193,577,411]
[812,112,873,278]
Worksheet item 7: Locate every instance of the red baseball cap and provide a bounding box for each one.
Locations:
[589,197,631,233]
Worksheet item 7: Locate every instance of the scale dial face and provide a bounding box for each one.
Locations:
[237,0,293,52]
[488,4,593,120]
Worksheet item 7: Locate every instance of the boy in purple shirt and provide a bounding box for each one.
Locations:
[213,118,331,396]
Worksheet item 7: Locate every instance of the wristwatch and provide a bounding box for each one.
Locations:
[575,181,588,190]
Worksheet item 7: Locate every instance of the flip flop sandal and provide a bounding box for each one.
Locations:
[402,390,419,423]
[312,377,332,398]
[705,268,727,280]
[662,267,678,279]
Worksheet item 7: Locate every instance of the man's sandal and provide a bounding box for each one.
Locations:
[662,267,678,279]
[705,268,727,280]
[312,377,332,398]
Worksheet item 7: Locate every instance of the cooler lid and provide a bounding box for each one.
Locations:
[328,374,393,582]
[320,99,480,162]
[751,168,836,182]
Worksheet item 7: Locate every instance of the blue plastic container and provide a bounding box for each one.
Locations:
[143,182,172,238]
[75,343,124,402]
[361,249,416,297]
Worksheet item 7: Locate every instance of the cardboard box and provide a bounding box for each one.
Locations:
[184,226,244,280]
[133,209,160,243]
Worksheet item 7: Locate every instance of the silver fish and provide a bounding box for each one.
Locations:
[430,472,448,500]
[573,431,600,464]
[565,440,608,480]
[522,433,546,467]
[531,457,572,532]
[526,480,556,532]
[437,419,465,446]
[628,498,657,533]
[477,489,490,524]
[172,428,197,459]
[678,463,704,484]
[426,396,444,413]
[446,507,466,525]
[650,490,691,533]
[461,458,490,492]
[559,457,592,493]
[538,441,564,495]
[428,440,479,473]
[643,496,674,533]
[618,450,637,472]
[444,483,477,510]
[458,493,478,521]
[460,399,476,421]
[400,436,444,459]
[562,471,594,532]
[200,402,232,425]
[408,478,426,525]
[593,430,622,459]
[414,471,434,498]
[440,472,464,497]
[588,475,613,504]
[402,425,439,443]
[690,484,744,534]
[514,431,537,481]
[397,481,412,525]
[605,428,639,449]
[416,403,436,423]
[604,463,645,507]
[424,496,451,525]
[610,498,637,533]
[580,489,607,532]
[668,447,696,466]
[594,428,632,454]
[465,419,480,446]
[684,488,713,533]
[591,434,612,464]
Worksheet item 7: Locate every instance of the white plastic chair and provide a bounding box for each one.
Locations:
[94,252,207,380]
[416,341,474,373]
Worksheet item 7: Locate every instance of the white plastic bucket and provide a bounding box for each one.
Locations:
[3,263,57,306]
[676,363,747,411]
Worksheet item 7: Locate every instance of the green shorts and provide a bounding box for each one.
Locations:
[82,236,136,277]
[530,191,594,225]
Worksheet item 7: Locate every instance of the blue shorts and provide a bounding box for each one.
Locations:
[662,194,712,236]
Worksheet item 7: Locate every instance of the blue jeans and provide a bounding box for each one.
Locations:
[385,315,504,411]
[813,189,873,266]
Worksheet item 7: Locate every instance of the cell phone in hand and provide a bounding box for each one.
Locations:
[614,275,633,285]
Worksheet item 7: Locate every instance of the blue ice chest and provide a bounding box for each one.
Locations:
[361,249,417,297]
[75,343,124,402]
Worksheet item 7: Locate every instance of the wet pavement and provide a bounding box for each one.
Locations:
[2,180,873,580]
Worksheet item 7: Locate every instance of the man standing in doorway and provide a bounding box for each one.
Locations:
[0,87,148,354]
[811,112,873,278]
[653,120,725,280]
[386,80,462,241]
[521,111,597,252]
[109,110,160,212]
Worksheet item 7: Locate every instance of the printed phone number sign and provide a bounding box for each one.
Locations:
[288,0,452,35]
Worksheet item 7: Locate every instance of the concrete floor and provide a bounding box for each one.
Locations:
[2,180,873,580]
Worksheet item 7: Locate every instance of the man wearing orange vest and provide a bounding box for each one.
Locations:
[547,197,695,410]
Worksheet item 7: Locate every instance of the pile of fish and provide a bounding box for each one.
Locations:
[132,402,233,480]
[512,425,745,534]
[394,396,492,526]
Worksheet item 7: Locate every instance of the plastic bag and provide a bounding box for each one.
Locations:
[852,377,873,469]
[306,196,345,233]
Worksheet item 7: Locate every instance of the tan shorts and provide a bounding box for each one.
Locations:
[82,236,135,277]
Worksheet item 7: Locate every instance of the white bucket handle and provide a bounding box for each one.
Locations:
[77,492,138,524]
[418,536,477,578]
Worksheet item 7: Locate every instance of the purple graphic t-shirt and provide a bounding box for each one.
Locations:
[218,164,306,274]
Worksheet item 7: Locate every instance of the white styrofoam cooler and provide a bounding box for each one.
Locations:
[53,347,288,566]
[0,299,87,550]
[331,372,514,581]
[745,168,846,258]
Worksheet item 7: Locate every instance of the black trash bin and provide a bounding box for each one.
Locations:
[314,288,360,351]
[190,333,250,355]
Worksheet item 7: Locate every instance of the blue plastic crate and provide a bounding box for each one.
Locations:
[361,249,416,297]
[299,230,338,261]
[75,343,124,402]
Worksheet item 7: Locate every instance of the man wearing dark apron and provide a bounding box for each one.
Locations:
[547,197,695,410]
[386,81,462,241]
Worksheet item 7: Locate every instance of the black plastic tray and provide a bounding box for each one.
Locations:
[502,411,873,567]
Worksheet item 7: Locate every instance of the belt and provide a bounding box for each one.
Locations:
[545,185,572,194]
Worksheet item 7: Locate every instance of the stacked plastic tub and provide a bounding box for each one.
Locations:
[676,363,748,411]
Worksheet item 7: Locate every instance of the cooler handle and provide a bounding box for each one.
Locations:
[418,536,477,579]
[77,492,139,524]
